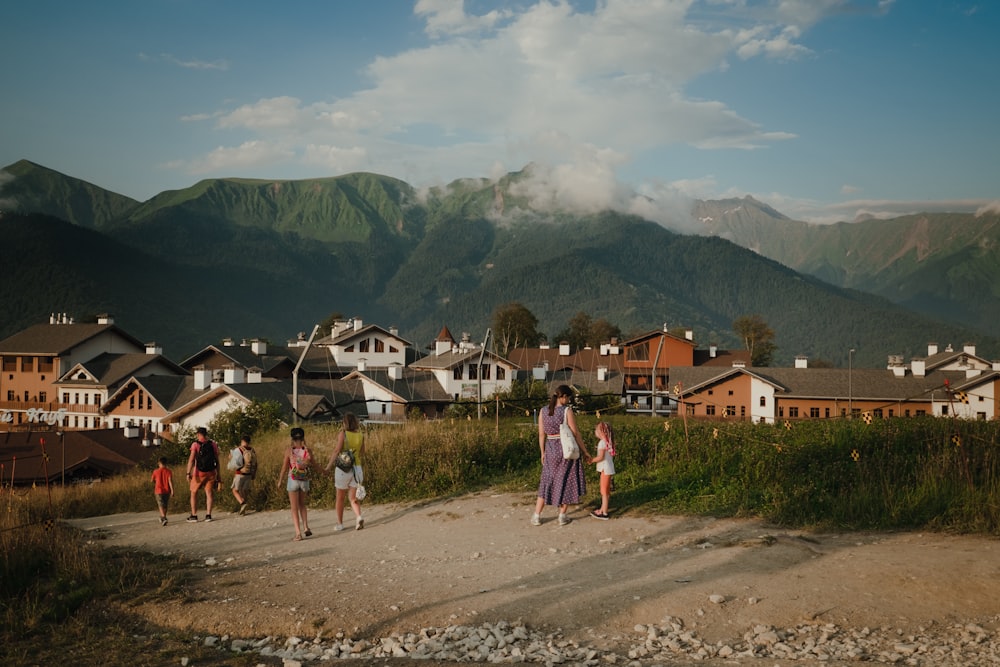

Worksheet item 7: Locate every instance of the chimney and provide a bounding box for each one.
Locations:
[963,343,976,356]
[732,361,746,368]
[559,342,570,356]
[892,365,906,377]
[223,365,245,384]
[794,356,808,369]
[353,317,363,331]
[709,344,717,358]
[97,313,114,325]
[927,342,938,356]
[388,364,402,380]
[222,337,234,347]
[145,342,162,356]
[247,367,263,384]
[911,360,926,377]
[357,358,367,372]
[597,366,608,382]
[193,366,211,390]
[389,326,399,337]
[251,339,267,355]
[685,329,693,341]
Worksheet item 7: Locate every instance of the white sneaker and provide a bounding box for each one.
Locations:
[356,517,364,530]
[334,523,345,532]
[557,513,571,526]
[530,513,541,526]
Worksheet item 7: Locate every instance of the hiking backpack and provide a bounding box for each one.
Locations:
[195,440,218,472]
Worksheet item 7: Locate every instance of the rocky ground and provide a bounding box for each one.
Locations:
[68,490,1000,666]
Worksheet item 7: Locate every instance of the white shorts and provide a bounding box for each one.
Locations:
[334,466,363,490]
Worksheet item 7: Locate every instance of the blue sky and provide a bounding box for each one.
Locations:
[1,0,997,224]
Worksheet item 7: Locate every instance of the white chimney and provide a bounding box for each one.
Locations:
[911,360,926,377]
[193,367,211,390]
[709,344,717,358]
[222,337,234,347]
[247,368,263,384]
[353,317,363,331]
[559,342,570,356]
[436,338,452,355]
[685,329,693,341]
[223,365,245,384]
[97,313,113,325]
[389,326,399,337]
[597,366,608,382]
[251,339,267,355]
[145,342,162,356]
[539,342,550,350]
[892,365,906,377]
[388,364,402,380]
[49,313,57,324]
[964,343,976,356]
[357,358,367,372]
[927,342,938,356]
[600,343,609,355]
[732,361,746,368]
[993,361,1000,371]
[794,356,808,369]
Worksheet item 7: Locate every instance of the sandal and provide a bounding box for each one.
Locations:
[304,529,312,537]
[293,534,303,541]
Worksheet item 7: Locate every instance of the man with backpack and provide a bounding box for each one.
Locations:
[228,434,257,515]
[185,427,220,522]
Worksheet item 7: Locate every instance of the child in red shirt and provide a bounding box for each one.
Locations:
[151,457,174,526]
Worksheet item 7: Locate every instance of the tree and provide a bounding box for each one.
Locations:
[733,314,777,367]
[554,312,622,351]
[318,311,346,335]
[208,399,285,449]
[492,302,543,356]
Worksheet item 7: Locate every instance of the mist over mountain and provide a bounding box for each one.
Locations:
[2,159,997,367]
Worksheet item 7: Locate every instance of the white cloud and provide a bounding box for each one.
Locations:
[975,200,1000,217]
[173,0,893,215]
[139,52,229,71]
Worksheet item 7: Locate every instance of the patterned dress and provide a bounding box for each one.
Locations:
[537,404,586,506]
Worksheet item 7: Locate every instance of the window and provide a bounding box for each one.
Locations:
[375,339,384,353]
[888,409,894,417]
[389,345,399,353]
[686,404,695,415]
[705,404,716,416]
[481,364,491,380]
[788,407,799,418]
[740,406,746,418]
[497,367,506,380]
[708,389,714,395]
[6,390,12,400]
[39,358,53,373]
[977,412,987,420]
[825,408,830,418]
[728,389,734,396]
[130,396,135,409]
[113,418,120,429]
[138,390,144,409]
[345,344,355,352]
[74,393,79,404]
[809,407,820,418]
[23,391,29,401]
[453,366,463,380]
[725,405,736,417]
[94,393,100,404]
[21,356,34,372]
[84,394,90,405]
[778,407,784,417]
[916,409,926,416]
[63,392,70,403]
[759,396,766,407]
[905,409,911,417]
[628,341,650,361]
[1,357,15,372]
[874,409,883,419]
[468,364,478,380]
[39,391,47,402]
[147,395,152,409]
[359,339,370,353]
[941,405,949,416]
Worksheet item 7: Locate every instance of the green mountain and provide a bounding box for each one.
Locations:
[2,160,997,367]
[694,197,1000,336]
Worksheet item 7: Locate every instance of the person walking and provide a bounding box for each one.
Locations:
[151,456,174,526]
[185,427,219,522]
[532,384,590,526]
[278,426,313,541]
[589,421,616,520]
[325,412,366,531]
[229,434,257,515]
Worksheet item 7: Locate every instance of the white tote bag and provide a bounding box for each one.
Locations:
[560,407,580,460]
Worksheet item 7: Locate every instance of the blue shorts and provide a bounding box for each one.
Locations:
[286,477,310,493]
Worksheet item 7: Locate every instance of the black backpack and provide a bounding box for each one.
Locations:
[195,440,218,472]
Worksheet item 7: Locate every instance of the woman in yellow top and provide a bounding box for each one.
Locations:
[325,412,366,531]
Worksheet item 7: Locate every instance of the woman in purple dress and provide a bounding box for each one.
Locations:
[532,384,591,526]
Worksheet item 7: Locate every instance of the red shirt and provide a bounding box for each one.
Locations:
[151,467,173,494]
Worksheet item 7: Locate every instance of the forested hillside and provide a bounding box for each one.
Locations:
[2,160,998,366]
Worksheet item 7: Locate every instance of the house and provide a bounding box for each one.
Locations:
[0,314,150,431]
[669,342,1000,423]
[342,366,453,422]
[314,317,413,370]
[408,327,517,402]
[507,339,626,401]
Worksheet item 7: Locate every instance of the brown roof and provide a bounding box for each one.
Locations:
[0,322,145,355]
[0,429,158,485]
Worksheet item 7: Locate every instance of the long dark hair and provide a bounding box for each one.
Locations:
[547,384,574,416]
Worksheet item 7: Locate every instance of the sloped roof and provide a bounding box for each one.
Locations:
[104,374,190,411]
[315,323,413,348]
[693,348,752,367]
[622,329,697,348]
[0,429,158,485]
[344,369,452,403]
[0,322,145,355]
[507,347,625,374]
[179,344,298,375]
[59,352,187,387]
[409,348,518,371]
